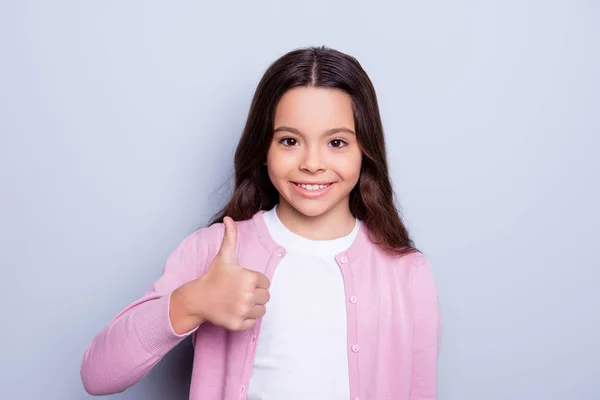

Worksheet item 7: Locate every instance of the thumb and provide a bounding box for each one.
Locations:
[217,216,238,263]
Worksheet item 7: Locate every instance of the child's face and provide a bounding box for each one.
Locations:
[266,86,362,219]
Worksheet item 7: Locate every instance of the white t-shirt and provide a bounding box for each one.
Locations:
[247,206,360,400]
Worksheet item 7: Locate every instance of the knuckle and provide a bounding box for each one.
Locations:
[246,272,258,286]
[242,291,254,304]
[237,303,250,317]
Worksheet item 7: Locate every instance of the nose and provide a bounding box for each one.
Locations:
[299,145,325,173]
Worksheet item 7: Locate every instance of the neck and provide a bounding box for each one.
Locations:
[275,198,356,240]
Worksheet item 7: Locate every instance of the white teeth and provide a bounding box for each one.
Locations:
[296,183,329,191]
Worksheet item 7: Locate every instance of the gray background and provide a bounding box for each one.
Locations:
[1,1,598,399]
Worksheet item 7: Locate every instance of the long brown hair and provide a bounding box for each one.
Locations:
[210,46,417,257]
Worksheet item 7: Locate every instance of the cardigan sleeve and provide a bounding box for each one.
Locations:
[409,253,443,400]
[80,228,211,395]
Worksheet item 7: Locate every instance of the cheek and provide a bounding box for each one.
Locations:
[338,151,362,181]
[267,150,295,180]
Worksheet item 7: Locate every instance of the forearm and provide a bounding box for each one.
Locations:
[80,293,194,395]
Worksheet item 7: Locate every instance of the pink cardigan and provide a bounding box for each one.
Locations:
[81,211,443,399]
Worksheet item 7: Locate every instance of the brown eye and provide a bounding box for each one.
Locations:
[280,137,298,146]
[329,139,347,148]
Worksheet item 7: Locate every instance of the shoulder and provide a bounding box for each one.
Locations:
[359,233,427,272]
[363,240,436,288]
[384,249,436,288]
[406,251,437,288]
[365,244,441,314]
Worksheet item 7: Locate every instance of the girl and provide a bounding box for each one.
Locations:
[81,46,443,400]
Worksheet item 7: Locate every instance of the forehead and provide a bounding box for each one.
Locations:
[274,87,354,131]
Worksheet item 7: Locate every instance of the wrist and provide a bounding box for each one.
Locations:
[169,284,205,334]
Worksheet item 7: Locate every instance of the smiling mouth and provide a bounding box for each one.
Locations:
[293,182,332,192]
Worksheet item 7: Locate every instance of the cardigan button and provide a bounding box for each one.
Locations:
[340,255,348,264]
[349,295,357,304]
[351,344,360,353]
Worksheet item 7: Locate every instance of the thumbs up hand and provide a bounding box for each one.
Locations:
[169,217,271,334]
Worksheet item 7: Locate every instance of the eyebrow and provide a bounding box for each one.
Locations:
[273,126,355,136]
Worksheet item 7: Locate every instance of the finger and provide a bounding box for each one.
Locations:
[240,318,257,331]
[246,304,266,319]
[253,288,270,305]
[217,216,238,263]
[254,272,271,289]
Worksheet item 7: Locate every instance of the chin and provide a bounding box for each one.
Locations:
[286,199,335,218]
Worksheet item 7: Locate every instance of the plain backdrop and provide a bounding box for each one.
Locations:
[1,1,598,399]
